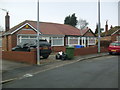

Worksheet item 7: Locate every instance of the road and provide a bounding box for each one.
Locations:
[2,55,118,88]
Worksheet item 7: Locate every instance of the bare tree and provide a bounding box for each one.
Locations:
[77,18,89,30]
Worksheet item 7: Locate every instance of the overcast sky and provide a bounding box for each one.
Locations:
[0,0,119,32]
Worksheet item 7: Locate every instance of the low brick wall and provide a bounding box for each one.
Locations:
[2,51,37,64]
[74,46,108,56]
[1,46,108,64]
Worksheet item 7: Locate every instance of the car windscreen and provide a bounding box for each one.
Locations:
[110,42,120,46]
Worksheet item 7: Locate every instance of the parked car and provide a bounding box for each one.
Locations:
[12,39,52,59]
[108,41,120,55]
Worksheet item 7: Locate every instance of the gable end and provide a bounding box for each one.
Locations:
[11,23,40,35]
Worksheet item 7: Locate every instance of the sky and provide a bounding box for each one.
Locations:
[0,0,119,32]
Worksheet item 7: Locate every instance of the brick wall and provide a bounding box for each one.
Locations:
[2,36,8,51]
[52,46,108,56]
[8,35,12,51]
[74,46,108,56]
[2,51,37,64]
[11,34,17,49]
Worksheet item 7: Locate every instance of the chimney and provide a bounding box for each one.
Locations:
[5,12,10,32]
[105,20,108,36]
[110,25,113,29]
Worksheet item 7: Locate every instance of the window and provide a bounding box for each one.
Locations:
[68,37,79,45]
[51,37,64,46]
[21,36,29,38]
[30,36,37,39]
[88,37,96,45]
[17,35,37,45]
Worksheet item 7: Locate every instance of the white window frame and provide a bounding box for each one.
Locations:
[88,37,96,45]
[68,37,79,45]
[51,37,64,46]
[17,35,37,45]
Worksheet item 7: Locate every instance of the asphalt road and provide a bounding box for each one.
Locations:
[2,55,118,88]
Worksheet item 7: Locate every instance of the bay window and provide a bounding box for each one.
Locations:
[51,37,64,46]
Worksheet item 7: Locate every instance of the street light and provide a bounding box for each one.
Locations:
[36,0,40,65]
[98,0,101,53]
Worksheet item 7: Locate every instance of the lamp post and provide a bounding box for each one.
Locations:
[36,0,40,65]
[98,0,101,53]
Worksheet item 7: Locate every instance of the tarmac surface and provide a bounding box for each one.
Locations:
[1,52,109,84]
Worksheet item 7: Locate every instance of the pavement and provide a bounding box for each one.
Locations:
[1,52,109,84]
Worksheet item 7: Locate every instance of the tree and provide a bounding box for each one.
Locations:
[64,15,71,25]
[64,13,78,27]
[77,18,88,30]
[95,24,98,34]
[95,23,104,34]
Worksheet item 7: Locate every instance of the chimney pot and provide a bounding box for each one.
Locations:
[105,20,108,36]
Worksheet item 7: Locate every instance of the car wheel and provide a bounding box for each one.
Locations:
[42,55,49,59]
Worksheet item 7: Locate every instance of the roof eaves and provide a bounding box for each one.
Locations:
[81,28,89,36]
[111,29,120,36]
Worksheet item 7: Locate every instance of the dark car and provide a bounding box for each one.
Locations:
[108,41,120,55]
[12,39,52,59]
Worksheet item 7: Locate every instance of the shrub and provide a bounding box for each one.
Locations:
[96,40,112,47]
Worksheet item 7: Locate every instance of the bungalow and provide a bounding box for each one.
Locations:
[2,20,97,51]
[2,13,96,51]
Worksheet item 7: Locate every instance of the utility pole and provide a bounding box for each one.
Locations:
[37,0,40,65]
[98,0,101,53]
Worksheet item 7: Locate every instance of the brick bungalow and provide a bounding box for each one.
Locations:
[2,13,96,52]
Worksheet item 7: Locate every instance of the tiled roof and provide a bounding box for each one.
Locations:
[101,26,120,37]
[28,20,82,36]
[3,20,93,36]
[80,28,89,35]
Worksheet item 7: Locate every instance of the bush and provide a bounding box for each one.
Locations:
[96,40,112,47]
